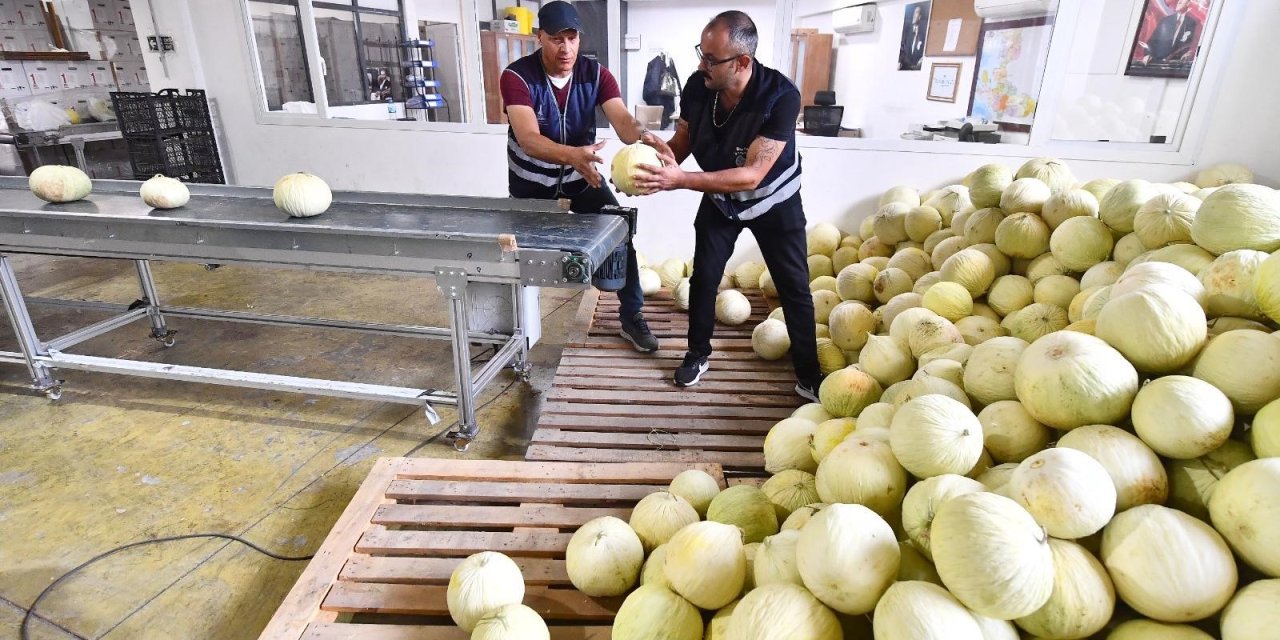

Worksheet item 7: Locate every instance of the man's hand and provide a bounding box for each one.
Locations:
[630,151,684,195]
[571,141,607,188]
[640,130,674,159]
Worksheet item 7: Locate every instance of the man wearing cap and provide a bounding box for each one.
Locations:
[629,10,821,401]
[501,0,660,353]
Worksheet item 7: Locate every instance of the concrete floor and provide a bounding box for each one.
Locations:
[0,254,585,639]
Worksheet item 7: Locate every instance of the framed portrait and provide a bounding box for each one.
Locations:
[898,1,931,71]
[1125,0,1212,78]
[967,17,1055,131]
[927,63,962,102]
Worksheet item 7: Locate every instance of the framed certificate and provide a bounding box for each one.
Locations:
[927,62,961,103]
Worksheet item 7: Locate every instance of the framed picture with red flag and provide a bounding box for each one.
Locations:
[1126,0,1212,78]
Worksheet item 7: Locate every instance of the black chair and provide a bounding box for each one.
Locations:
[803,90,843,137]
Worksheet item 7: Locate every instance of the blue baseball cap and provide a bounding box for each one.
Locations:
[538,1,583,34]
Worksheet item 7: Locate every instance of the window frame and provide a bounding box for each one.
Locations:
[239,0,1244,167]
[310,0,407,107]
[245,0,318,112]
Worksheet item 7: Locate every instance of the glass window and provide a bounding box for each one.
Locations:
[314,7,366,107]
[248,0,315,112]
[310,1,409,120]
[1048,0,1216,146]
[789,1,1058,145]
[361,11,406,102]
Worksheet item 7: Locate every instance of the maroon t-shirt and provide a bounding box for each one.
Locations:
[500,62,621,112]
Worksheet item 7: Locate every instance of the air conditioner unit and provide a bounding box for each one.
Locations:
[833,4,877,35]
[973,0,1057,20]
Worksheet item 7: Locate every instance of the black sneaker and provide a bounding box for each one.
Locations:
[619,312,659,353]
[674,351,710,387]
[795,378,821,403]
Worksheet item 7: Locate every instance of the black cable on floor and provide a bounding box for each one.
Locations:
[22,291,579,636]
[20,533,313,640]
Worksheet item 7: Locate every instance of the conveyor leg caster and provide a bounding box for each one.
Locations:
[151,328,178,348]
[445,425,479,452]
[36,379,64,401]
[513,361,532,383]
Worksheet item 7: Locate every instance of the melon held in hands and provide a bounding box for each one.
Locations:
[611,142,661,196]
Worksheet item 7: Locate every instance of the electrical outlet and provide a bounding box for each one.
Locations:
[159,36,174,51]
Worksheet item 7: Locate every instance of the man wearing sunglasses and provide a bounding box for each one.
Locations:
[631,11,819,401]
[500,0,662,352]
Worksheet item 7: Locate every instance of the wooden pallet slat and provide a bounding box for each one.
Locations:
[301,623,610,640]
[560,346,770,361]
[339,555,570,586]
[538,401,795,420]
[371,503,631,529]
[536,413,778,435]
[551,375,798,395]
[261,459,728,640]
[531,428,764,452]
[547,387,801,408]
[322,583,621,620]
[526,445,766,468]
[384,479,661,504]
[551,367,795,382]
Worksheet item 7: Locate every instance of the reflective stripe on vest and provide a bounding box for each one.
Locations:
[709,149,802,221]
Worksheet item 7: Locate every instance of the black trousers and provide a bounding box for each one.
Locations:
[688,194,819,382]
[510,180,644,320]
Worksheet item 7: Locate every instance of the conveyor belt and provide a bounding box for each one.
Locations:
[0,177,629,286]
[0,176,634,450]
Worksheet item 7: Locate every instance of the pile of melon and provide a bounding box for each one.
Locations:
[530,159,1279,639]
[739,159,1278,639]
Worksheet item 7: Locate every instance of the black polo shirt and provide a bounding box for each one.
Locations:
[680,59,803,220]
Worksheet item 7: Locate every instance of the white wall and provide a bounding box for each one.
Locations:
[621,0,776,110]
[129,0,205,90]
[165,0,1280,270]
[412,0,465,25]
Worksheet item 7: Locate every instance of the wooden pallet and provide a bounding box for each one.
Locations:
[526,288,803,475]
[259,458,728,640]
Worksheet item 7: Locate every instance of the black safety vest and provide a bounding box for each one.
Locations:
[504,53,601,195]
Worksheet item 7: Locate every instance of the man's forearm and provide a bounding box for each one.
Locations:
[516,134,578,166]
[618,115,646,145]
[677,168,767,194]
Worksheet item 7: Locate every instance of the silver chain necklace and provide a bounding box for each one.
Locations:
[712,91,739,128]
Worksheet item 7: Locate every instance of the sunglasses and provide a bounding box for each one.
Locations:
[695,44,741,67]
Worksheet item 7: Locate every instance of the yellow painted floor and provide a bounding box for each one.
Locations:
[0,254,587,639]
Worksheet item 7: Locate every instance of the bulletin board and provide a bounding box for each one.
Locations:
[925,0,983,56]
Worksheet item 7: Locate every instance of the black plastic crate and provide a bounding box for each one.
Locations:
[126,133,189,177]
[124,133,225,184]
[111,89,214,138]
[166,89,213,131]
[111,91,182,137]
[181,132,222,171]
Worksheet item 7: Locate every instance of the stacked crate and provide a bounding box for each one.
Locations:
[111,88,224,183]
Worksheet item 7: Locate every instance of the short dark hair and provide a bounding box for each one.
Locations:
[709,10,758,57]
